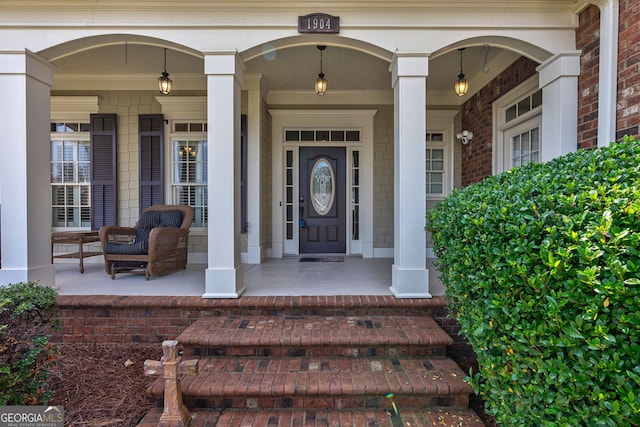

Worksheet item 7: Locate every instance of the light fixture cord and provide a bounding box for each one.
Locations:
[162,48,167,73]
[459,49,464,77]
[320,48,324,75]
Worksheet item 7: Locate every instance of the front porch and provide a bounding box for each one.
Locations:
[53,257,394,297]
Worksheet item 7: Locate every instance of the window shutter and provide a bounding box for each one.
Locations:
[240,114,248,233]
[139,114,165,215]
[90,113,117,230]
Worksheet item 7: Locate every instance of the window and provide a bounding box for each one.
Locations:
[493,77,542,174]
[168,114,248,231]
[50,122,91,228]
[351,150,360,240]
[173,138,208,228]
[425,132,447,198]
[285,129,360,142]
[511,127,540,167]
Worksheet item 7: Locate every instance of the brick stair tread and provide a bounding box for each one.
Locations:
[137,407,487,427]
[177,315,454,348]
[149,356,472,399]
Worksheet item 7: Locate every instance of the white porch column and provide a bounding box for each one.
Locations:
[593,0,619,147]
[243,74,263,264]
[203,52,245,298]
[0,51,55,286]
[389,53,431,298]
[537,51,581,162]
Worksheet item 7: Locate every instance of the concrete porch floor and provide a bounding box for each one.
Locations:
[53,257,394,297]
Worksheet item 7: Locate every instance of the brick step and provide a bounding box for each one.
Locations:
[137,407,487,427]
[178,315,453,358]
[148,356,473,410]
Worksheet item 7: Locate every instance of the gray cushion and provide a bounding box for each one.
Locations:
[105,241,147,255]
[138,210,162,228]
[159,210,184,228]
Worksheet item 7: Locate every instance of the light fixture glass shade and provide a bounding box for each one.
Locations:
[454,75,468,96]
[158,71,172,95]
[315,73,328,95]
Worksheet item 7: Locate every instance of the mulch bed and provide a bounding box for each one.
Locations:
[48,343,162,427]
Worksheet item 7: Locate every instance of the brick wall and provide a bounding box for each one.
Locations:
[577,0,640,144]
[617,0,640,139]
[577,4,601,149]
[52,295,466,345]
[460,57,538,186]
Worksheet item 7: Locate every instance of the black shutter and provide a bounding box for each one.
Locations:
[90,113,117,230]
[139,114,165,215]
[240,114,248,233]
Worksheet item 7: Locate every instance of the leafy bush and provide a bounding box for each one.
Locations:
[427,136,640,426]
[0,282,59,405]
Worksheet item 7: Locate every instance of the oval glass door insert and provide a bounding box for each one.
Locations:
[310,157,335,215]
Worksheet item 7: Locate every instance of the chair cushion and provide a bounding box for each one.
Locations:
[138,210,162,229]
[159,210,184,228]
[131,210,163,252]
[105,209,184,256]
[105,241,148,255]
[133,226,152,250]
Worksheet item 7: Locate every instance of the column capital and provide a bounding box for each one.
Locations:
[390,53,429,87]
[586,0,618,10]
[536,51,581,88]
[203,51,244,83]
[0,50,53,86]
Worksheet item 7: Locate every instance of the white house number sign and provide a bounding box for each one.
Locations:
[298,13,340,34]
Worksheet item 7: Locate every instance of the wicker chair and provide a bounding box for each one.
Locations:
[99,205,194,280]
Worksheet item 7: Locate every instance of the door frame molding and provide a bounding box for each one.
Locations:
[270,109,376,258]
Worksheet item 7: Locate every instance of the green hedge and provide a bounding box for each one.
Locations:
[427,136,640,426]
[0,282,59,405]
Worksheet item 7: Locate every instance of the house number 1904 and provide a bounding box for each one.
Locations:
[298,13,340,34]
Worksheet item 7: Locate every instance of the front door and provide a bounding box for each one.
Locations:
[299,147,346,253]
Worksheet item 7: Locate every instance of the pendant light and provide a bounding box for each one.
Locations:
[454,48,469,97]
[158,48,173,95]
[315,45,328,95]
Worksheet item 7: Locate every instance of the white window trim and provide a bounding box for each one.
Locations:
[493,76,541,174]
[504,116,542,168]
[157,96,208,235]
[425,110,457,201]
[425,138,449,201]
[50,96,99,231]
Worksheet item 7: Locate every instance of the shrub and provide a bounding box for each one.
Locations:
[0,282,60,405]
[427,136,640,426]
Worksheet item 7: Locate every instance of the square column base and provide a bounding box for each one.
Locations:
[0,264,55,287]
[389,264,431,298]
[203,266,245,298]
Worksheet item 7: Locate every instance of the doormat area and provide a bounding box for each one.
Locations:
[299,256,344,262]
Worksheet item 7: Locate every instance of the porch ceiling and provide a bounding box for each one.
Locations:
[50,42,520,99]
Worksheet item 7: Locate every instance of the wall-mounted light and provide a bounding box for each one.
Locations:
[456,130,473,145]
[158,48,173,95]
[315,45,328,95]
[454,48,469,97]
